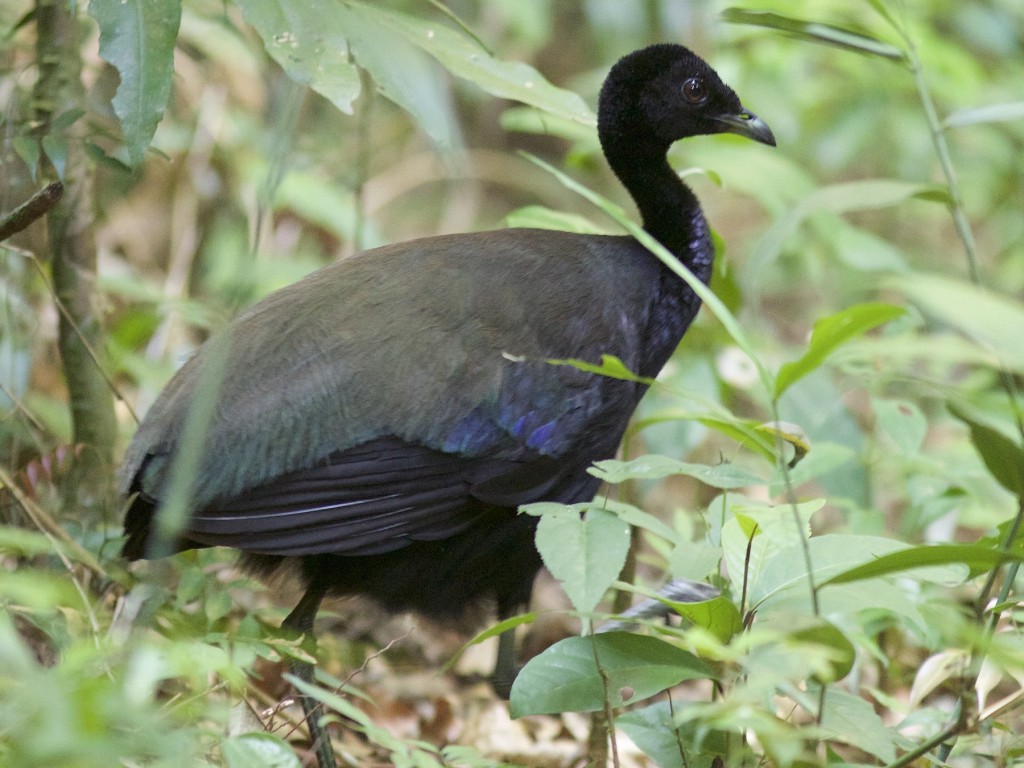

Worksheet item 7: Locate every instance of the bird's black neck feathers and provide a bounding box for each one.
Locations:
[596,45,713,277]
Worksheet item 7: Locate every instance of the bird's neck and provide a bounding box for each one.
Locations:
[610,152,714,282]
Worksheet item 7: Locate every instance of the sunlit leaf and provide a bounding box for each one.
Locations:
[334,2,460,148]
[820,543,1020,587]
[545,353,654,384]
[525,503,630,614]
[668,596,742,643]
[90,0,181,165]
[721,8,905,61]
[774,303,905,399]
[504,205,611,234]
[510,632,711,717]
[362,5,594,125]
[238,0,361,113]
[889,272,1024,371]
[908,650,970,707]
[591,455,766,489]
[944,101,1024,128]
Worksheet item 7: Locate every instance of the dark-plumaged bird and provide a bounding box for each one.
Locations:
[121,43,773,767]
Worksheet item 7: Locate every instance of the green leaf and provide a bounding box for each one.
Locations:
[758,613,855,683]
[600,500,679,545]
[238,0,361,114]
[441,612,536,674]
[816,687,897,762]
[669,540,723,583]
[509,632,712,717]
[753,181,949,284]
[529,504,630,614]
[591,455,766,489]
[361,5,594,125]
[545,353,654,385]
[820,543,1020,587]
[0,525,54,557]
[222,733,301,768]
[90,0,181,166]
[333,2,460,148]
[873,398,927,455]
[721,8,906,62]
[668,596,742,643]
[888,272,1024,371]
[944,101,1024,128]
[774,303,905,398]
[950,404,1024,495]
[504,205,611,234]
[617,702,731,768]
[500,106,598,143]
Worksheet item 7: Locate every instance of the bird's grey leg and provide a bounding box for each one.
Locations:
[282,582,336,768]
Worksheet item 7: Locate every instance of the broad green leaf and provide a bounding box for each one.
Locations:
[820,543,1019,587]
[333,3,460,148]
[948,403,1024,496]
[90,0,181,166]
[908,650,969,706]
[757,614,855,683]
[509,632,711,717]
[816,687,897,762]
[667,596,742,643]
[500,106,598,143]
[222,733,301,768]
[361,5,593,125]
[721,498,824,611]
[591,455,766,489]
[617,702,730,768]
[238,0,361,114]
[600,499,679,545]
[528,504,630,614]
[504,205,611,234]
[774,303,905,398]
[888,272,1024,371]
[669,540,723,583]
[944,101,1024,128]
[721,8,906,61]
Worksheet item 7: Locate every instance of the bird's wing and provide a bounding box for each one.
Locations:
[180,436,586,557]
[184,437,483,556]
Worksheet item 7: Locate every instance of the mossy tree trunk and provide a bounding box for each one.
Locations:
[33,0,117,513]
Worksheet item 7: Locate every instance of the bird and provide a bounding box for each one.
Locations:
[120,43,774,768]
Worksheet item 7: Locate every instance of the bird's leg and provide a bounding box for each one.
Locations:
[490,596,527,700]
[491,625,519,699]
[282,582,336,768]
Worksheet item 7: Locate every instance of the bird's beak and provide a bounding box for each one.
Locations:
[714,108,776,147]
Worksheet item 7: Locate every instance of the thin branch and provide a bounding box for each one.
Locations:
[0,182,64,242]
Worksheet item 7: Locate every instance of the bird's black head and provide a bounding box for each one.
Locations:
[598,43,776,154]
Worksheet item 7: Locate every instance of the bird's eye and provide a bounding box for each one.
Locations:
[682,77,707,104]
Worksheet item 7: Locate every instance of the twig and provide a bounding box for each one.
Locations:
[0,182,64,242]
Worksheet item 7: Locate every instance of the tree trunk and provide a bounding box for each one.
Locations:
[34,0,117,513]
